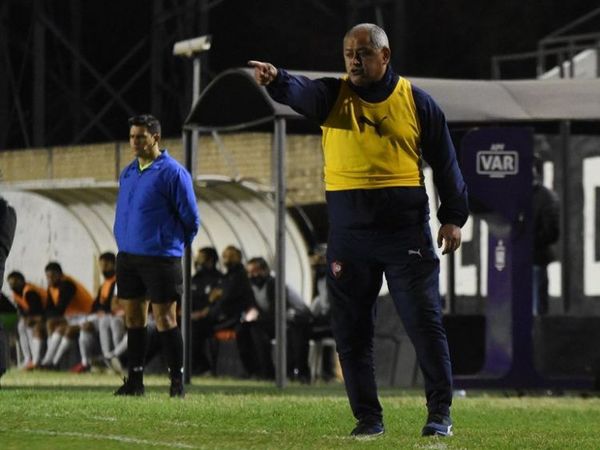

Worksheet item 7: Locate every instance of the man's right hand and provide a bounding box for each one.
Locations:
[248,60,278,85]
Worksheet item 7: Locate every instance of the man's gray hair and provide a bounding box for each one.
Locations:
[345,23,389,49]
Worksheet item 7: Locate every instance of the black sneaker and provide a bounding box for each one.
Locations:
[421,413,453,437]
[114,377,145,396]
[350,420,385,438]
[169,377,185,398]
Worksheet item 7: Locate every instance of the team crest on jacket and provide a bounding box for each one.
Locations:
[331,260,343,279]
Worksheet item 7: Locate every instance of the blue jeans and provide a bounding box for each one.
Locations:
[327,224,452,423]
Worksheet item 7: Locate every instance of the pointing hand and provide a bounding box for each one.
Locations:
[248,60,278,85]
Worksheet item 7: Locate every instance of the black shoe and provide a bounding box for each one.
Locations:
[350,420,385,438]
[114,377,145,396]
[421,413,453,437]
[169,377,185,398]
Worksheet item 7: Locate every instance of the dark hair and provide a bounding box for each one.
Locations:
[199,247,219,264]
[128,114,161,136]
[224,245,242,259]
[45,261,63,274]
[99,252,116,264]
[7,271,25,282]
[247,257,269,272]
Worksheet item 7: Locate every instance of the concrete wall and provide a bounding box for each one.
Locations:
[0,132,325,205]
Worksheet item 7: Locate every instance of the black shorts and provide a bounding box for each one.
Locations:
[116,252,182,303]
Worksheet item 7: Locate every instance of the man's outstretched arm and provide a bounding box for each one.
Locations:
[248,60,339,124]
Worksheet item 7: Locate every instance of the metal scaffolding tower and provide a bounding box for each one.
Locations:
[0,0,217,150]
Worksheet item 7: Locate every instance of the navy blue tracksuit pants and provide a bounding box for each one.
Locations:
[327,224,452,423]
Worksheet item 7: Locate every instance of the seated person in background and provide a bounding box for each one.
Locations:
[206,246,254,330]
[309,245,336,381]
[7,271,47,369]
[239,257,313,383]
[72,252,126,373]
[206,246,255,376]
[190,247,223,374]
[39,262,94,369]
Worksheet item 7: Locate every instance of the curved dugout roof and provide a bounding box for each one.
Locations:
[185,68,600,130]
[1,178,312,304]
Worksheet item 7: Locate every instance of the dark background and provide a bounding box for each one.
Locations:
[1,0,598,149]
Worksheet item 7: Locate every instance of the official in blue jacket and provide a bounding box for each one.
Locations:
[113,114,199,398]
[249,23,468,438]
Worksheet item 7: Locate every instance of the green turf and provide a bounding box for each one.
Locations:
[1,370,599,449]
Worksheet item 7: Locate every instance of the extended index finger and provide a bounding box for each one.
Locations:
[247,60,264,68]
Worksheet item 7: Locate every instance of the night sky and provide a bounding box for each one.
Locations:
[1,0,597,148]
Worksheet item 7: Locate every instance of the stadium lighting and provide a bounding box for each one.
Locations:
[172,35,212,58]
[173,34,212,105]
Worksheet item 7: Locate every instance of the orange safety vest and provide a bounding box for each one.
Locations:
[13,282,48,314]
[48,275,94,316]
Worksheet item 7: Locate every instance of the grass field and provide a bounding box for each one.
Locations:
[1,370,599,450]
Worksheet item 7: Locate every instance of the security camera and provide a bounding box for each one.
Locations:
[173,35,212,57]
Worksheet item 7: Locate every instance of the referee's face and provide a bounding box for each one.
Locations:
[343,28,390,87]
[129,125,158,159]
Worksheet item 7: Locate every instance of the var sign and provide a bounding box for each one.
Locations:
[476,145,519,179]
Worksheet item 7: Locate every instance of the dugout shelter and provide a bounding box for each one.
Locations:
[185,68,600,388]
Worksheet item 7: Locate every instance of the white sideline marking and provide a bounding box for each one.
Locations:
[414,443,449,450]
[6,428,200,449]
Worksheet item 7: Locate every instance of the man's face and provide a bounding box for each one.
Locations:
[46,270,61,287]
[343,28,390,87]
[99,259,115,277]
[221,248,240,269]
[7,276,24,294]
[195,250,214,271]
[247,262,268,287]
[129,125,158,159]
[246,262,266,280]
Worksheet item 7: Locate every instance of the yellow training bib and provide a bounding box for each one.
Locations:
[321,77,423,191]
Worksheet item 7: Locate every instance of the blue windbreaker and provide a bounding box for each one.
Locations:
[114,149,200,257]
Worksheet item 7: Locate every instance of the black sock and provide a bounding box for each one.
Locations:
[159,327,183,381]
[127,327,147,385]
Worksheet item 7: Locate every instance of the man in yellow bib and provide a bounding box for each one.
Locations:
[250,23,468,438]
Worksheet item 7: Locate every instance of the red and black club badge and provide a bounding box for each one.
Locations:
[331,260,343,279]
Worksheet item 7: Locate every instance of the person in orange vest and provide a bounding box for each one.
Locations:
[39,261,94,369]
[6,271,47,369]
[71,252,127,374]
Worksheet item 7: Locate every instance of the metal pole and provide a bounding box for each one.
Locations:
[32,0,46,147]
[182,127,193,384]
[559,120,571,313]
[70,0,82,141]
[192,56,201,173]
[596,41,600,77]
[568,42,575,78]
[182,58,201,385]
[536,44,544,78]
[491,56,500,80]
[558,52,565,79]
[0,1,8,148]
[151,0,164,116]
[274,117,287,388]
